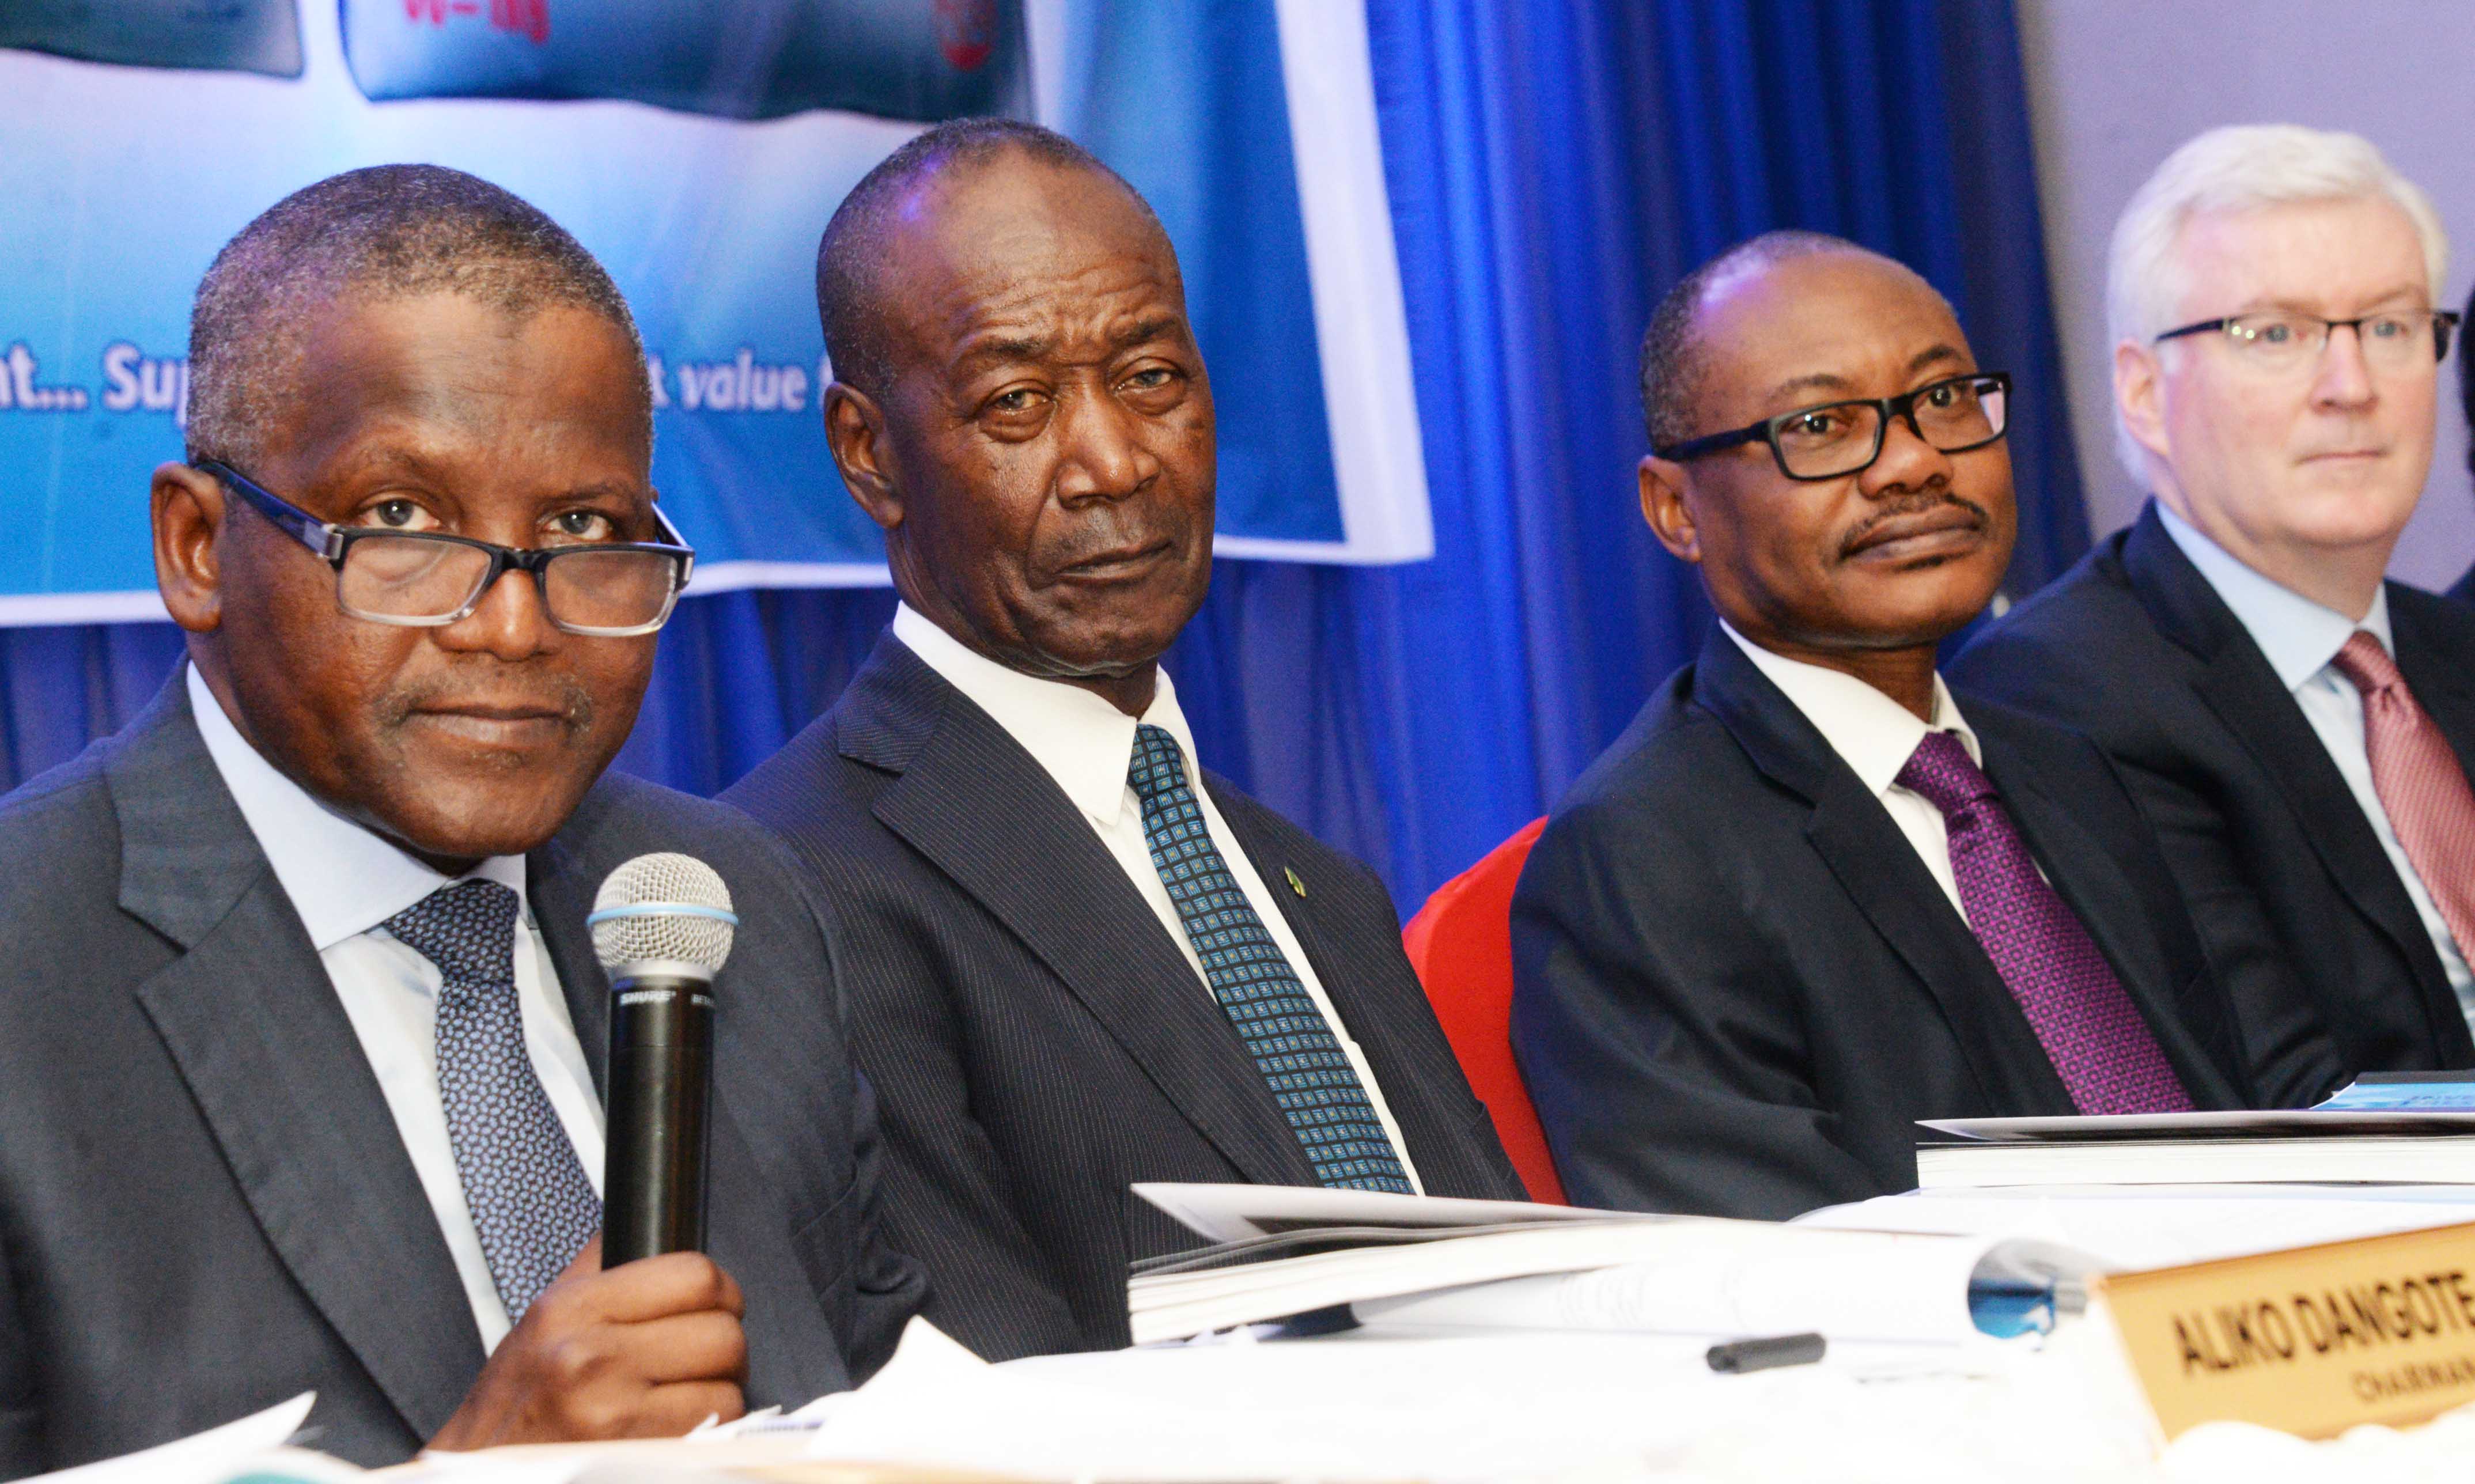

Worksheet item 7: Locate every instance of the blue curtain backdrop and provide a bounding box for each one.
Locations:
[0,0,2084,914]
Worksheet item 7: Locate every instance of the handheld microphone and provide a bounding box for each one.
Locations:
[588,853,737,1267]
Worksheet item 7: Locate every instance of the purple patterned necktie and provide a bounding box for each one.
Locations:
[1896,732,2194,1115]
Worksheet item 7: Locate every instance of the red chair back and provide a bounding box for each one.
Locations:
[1401,817,1565,1205]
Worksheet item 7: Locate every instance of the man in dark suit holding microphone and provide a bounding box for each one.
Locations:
[725,119,1523,1362]
[0,165,921,1476]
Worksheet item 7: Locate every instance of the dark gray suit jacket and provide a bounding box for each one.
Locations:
[723,634,1524,1361]
[1512,629,2251,1221]
[1954,504,2475,1098]
[0,677,925,1477]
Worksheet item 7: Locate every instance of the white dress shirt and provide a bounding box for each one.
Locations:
[890,603,1425,1192]
[2156,503,2475,1023]
[1721,621,1991,922]
[188,665,605,1352]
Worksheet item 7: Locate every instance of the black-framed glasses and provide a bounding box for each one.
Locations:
[195,459,695,637]
[1655,372,2012,481]
[2154,310,2459,372]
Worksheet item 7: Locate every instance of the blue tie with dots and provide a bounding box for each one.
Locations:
[1127,723,1412,1192]
[385,879,601,1323]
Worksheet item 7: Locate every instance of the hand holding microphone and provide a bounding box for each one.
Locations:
[430,853,747,1452]
[588,852,737,1266]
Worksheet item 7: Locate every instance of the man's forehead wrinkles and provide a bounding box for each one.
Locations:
[940,289,1185,373]
[940,256,1173,319]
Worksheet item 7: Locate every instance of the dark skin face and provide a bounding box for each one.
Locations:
[1638,252,2016,720]
[152,293,662,873]
[824,156,1215,717]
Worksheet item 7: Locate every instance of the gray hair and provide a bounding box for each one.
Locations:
[2106,124,2447,478]
[187,164,650,468]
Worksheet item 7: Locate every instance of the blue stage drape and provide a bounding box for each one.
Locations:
[0,0,2083,914]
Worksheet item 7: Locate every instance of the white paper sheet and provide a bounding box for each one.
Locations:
[798,1329,2149,1482]
[1920,1110,2475,1141]
[1802,1186,2475,1270]
[1130,1179,1598,1243]
[24,1394,326,1483]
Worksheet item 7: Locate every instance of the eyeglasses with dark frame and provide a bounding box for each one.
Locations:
[2152,310,2460,370]
[1653,372,2013,482]
[194,459,695,638]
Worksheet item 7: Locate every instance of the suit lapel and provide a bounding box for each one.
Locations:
[2126,513,2451,997]
[2355,593,2475,1065]
[2393,595,2475,790]
[110,680,481,1443]
[1212,799,1500,1195]
[1982,739,2230,1097]
[529,836,610,1097]
[527,807,845,1406]
[850,645,1316,1187]
[1692,635,2075,1114]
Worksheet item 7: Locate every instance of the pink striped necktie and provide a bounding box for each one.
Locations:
[1897,732,2196,1115]
[2330,633,2475,960]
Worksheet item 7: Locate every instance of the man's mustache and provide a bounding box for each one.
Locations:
[376,672,596,733]
[1839,492,1991,557]
[1042,510,1192,570]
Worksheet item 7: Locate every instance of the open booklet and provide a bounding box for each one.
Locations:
[1126,1183,2096,1348]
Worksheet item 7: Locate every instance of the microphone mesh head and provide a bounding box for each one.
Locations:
[591,853,736,976]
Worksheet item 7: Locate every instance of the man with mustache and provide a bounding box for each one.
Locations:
[725,119,1523,1360]
[1956,127,2475,1097]
[0,166,921,1475]
[1510,232,2251,1221]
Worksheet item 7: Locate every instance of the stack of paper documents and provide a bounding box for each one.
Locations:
[1916,1073,2475,1188]
[1125,1183,2095,1346]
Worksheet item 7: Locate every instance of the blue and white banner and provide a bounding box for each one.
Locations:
[0,0,1429,624]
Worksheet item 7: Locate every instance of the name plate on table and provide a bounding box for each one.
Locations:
[2096,1220,2475,1441]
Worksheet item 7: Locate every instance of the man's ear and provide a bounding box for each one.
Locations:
[2114,338,2174,467]
[824,383,902,533]
[153,461,229,635]
[1638,455,1704,565]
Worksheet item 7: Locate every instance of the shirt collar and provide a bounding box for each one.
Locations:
[2154,499,2396,690]
[1720,620,1981,797]
[891,603,1199,825]
[186,665,529,952]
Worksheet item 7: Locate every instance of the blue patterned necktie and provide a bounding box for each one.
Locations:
[385,880,602,1323]
[1127,723,1413,1192]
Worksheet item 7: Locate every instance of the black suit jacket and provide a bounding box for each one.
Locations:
[2449,561,2474,606]
[1953,503,2475,1097]
[0,677,924,1477]
[722,634,1523,1361]
[1509,630,2250,1221]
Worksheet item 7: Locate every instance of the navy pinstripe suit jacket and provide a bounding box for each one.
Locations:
[724,633,1523,1360]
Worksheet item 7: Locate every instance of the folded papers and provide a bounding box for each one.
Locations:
[1917,1073,2475,1187]
[1126,1183,2096,1346]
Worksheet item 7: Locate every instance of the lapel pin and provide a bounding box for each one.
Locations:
[1284,866,1307,899]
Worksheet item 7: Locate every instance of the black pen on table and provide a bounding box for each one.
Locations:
[1705,1331,1827,1373]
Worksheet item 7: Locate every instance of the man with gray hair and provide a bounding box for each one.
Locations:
[1956,124,2475,1098]
[0,165,922,1474]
